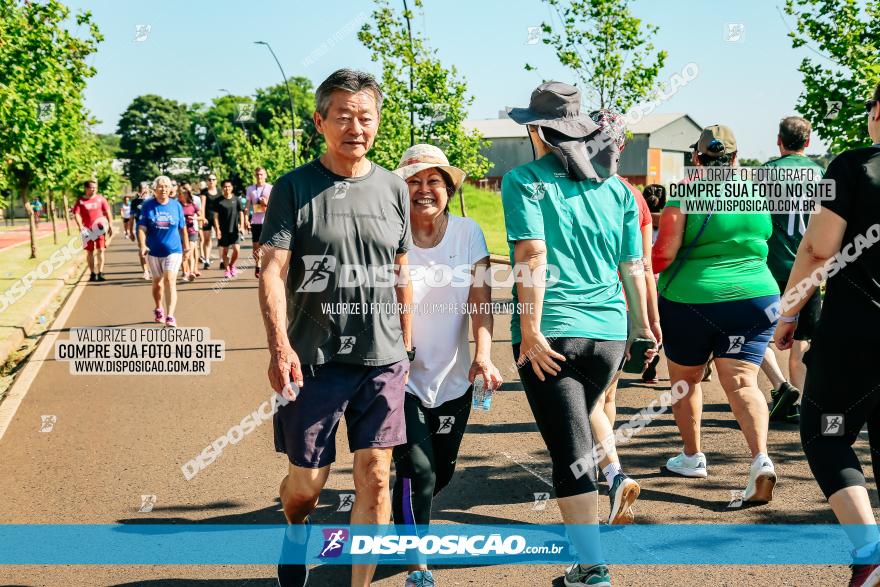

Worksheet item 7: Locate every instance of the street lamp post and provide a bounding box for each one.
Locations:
[254,41,299,167]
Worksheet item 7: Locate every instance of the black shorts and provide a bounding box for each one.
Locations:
[251,223,263,243]
[274,361,408,467]
[218,231,240,247]
[777,280,821,341]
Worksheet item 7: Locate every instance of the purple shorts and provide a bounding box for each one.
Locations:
[273,360,408,468]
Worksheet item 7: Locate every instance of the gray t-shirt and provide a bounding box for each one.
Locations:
[260,158,412,366]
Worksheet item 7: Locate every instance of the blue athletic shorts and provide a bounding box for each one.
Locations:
[659,294,779,366]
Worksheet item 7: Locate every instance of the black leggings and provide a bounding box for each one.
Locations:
[392,388,472,527]
[513,337,625,498]
[801,339,880,498]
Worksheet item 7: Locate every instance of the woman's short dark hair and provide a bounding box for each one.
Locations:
[697,150,736,167]
[221,179,233,187]
[178,187,193,204]
[643,184,666,212]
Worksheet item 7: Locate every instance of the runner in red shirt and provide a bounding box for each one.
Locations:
[72,179,113,282]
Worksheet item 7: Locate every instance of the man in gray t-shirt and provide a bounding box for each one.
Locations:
[260,159,412,365]
[258,68,413,587]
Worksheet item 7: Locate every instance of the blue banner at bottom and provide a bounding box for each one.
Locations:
[0,524,869,565]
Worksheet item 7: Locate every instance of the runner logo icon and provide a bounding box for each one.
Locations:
[437,416,455,435]
[337,493,355,512]
[39,415,57,432]
[726,336,745,354]
[319,528,349,558]
[338,336,356,355]
[332,181,350,199]
[139,495,157,513]
[533,492,550,510]
[821,414,844,436]
[297,255,336,292]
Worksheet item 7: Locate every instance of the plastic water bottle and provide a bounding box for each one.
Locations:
[471,375,493,411]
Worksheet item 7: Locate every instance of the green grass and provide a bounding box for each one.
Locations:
[451,184,508,256]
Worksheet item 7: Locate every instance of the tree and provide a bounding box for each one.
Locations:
[738,158,763,167]
[226,110,297,186]
[784,0,880,152]
[0,0,102,257]
[117,94,190,185]
[527,0,668,113]
[358,0,490,181]
[254,77,323,163]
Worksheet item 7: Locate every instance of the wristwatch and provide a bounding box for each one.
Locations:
[407,347,417,361]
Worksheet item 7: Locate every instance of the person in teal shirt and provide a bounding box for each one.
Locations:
[653,124,779,506]
[502,81,655,587]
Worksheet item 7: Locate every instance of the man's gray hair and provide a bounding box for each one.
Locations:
[315,68,383,118]
[152,175,172,189]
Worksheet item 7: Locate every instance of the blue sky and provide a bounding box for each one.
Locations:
[67,0,833,161]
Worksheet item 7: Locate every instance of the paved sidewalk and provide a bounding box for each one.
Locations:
[0,235,856,586]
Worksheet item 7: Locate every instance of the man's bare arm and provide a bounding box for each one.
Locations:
[393,252,413,351]
[259,245,303,391]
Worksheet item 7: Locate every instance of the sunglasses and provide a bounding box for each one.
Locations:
[866,99,878,114]
[208,177,217,181]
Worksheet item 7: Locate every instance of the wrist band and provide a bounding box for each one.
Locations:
[778,314,799,323]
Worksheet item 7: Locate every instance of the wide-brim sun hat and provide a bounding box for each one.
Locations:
[507,81,600,138]
[394,144,466,191]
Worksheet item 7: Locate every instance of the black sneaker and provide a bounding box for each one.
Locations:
[202,261,210,270]
[770,382,800,423]
[97,273,107,281]
[278,518,310,587]
[219,261,226,270]
[89,273,97,282]
[607,472,640,525]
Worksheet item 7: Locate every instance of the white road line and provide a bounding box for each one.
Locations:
[501,451,553,487]
[0,274,87,442]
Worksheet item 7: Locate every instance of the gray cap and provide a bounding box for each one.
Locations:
[507,82,599,138]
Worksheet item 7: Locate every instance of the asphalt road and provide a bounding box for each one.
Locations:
[0,235,867,586]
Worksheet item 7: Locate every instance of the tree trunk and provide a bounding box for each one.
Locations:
[49,196,58,245]
[62,194,71,236]
[17,175,37,259]
[458,187,467,218]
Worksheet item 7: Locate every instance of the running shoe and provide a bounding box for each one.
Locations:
[143,268,151,280]
[665,452,708,478]
[230,265,237,277]
[850,565,880,587]
[564,563,611,587]
[743,455,776,503]
[769,382,801,423]
[405,570,435,587]
[198,255,206,265]
[278,518,310,587]
[89,273,97,282]
[153,308,165,323]
[202,261,210,270]
[608,473,640,525]
[186,273,195,282]
[220,260,226,270]
[165,316,177,328]
[97,273,107,281]
[224,268,232,279]
[850,543,880,586]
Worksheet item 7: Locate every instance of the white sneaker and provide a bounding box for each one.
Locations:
[665,452,708,478]
[743,455,776,503]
